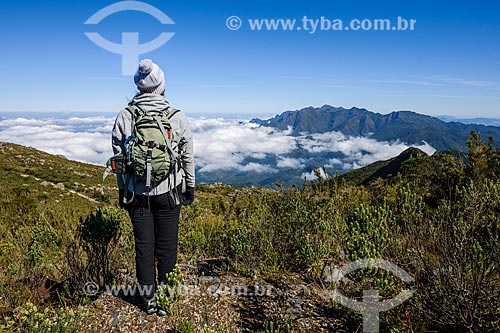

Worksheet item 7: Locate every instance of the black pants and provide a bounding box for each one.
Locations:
[128,192,181,298]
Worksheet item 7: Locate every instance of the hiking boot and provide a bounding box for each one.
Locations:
[142,296,157,315]
[156,307,167,317]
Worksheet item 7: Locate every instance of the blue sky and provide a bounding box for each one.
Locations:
[0,0,499,117]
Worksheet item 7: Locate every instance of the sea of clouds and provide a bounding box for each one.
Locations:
[0,114,436,180]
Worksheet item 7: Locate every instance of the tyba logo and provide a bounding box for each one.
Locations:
[328,259,415,333]
[84,1,175,75]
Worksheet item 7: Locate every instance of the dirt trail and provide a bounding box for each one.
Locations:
[20,173,99,204]
[79,265,353,332]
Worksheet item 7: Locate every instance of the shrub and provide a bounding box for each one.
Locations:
[412,180,500,331]
[77,207,124,287]
[156,265,185,316]
[175,319,194,333]
[0,302,87,333]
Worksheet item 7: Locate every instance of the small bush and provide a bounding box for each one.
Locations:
[413,180,500,331]
[0,302,87,333]
[78,207,124,287]
[156,265,185,316]
[175,319,194,333]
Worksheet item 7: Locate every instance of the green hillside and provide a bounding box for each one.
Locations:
[339,147,429,185]
[0,133,499,332]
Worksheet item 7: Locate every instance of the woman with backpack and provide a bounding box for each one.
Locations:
[111,59,195,315]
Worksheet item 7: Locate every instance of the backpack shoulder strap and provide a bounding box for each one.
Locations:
[167,108,181,120]
[161,106,181,120]
[125,104,147,118]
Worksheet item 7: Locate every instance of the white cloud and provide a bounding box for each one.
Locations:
[297,132,435,169]
[301,168,328,181]
[251,153,267,159]
[277,157,305,169]
[191,118,297,173]
[327,158,342,166]
[0,117,114,165]
[239,162,276,174]
[0,115,437,179]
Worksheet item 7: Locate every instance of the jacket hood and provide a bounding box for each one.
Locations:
[130,93,170,110]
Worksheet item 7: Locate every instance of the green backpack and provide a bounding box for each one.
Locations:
[126,104,180,188]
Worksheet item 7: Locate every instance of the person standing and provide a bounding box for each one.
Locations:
[111,59,195,315]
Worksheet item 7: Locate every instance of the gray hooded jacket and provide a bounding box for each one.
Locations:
[111,93,195,200]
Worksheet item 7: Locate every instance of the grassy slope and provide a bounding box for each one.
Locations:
[1,140,499,332]
[0,143,113,308]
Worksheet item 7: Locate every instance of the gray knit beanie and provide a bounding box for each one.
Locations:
[134,59,165,95]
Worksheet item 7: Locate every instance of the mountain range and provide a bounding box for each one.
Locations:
[437,115,500,127]
[1,106,498,188]
[251,105,500,151]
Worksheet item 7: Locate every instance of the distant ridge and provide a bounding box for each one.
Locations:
[339,147,428,186]
[437,115,500,127]
[252,105,500,151]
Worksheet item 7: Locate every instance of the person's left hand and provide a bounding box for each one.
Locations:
[119,188,126,208]
[182,186,195,205]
